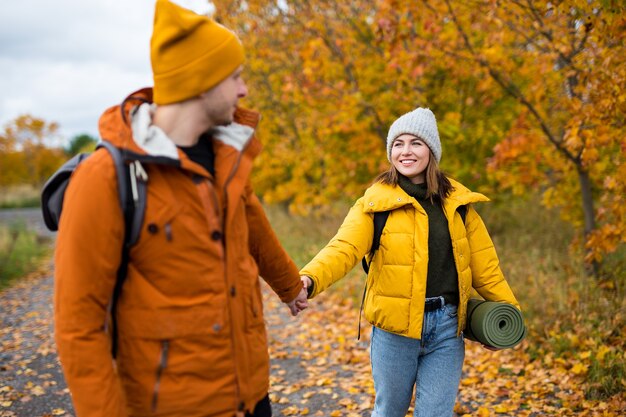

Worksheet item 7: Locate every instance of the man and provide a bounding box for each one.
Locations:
[54,1,307,416]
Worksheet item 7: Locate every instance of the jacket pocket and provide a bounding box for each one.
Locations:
[117,307,230,415]
[151,340,170,412]
[247,286,265,330]
[366,294,410,334]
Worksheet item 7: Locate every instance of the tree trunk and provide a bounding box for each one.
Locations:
[577,165,600,277]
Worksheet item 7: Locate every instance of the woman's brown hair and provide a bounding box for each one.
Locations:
[374,149,454,203]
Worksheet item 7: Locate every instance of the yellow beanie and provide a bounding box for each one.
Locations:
[151,0,245,105]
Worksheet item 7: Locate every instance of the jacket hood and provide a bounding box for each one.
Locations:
[362,177,489,214]
[97,87,262,173]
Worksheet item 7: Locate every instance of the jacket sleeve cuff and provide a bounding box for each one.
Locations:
[306,280,315,298]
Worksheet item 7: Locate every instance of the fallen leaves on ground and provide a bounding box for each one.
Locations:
[0,268,72,417]
[263,282,626,416]
[1,271,624,417]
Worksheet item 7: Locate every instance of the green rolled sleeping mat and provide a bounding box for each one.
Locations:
[464,299,526,349]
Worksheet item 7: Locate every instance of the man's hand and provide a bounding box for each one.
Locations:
[286,286,308,316]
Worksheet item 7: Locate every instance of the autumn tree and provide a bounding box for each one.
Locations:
[0,129,27,187]
[375,0,626,270]
[0,115,66,187]
[213,0,625,269]
[215,1,414,214]
[214,0,522,210]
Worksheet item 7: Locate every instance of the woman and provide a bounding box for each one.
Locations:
[300,107,520,417]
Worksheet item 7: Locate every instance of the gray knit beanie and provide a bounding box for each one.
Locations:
[386,107,441,163]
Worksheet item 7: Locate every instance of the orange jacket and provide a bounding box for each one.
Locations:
[54,88,302,417]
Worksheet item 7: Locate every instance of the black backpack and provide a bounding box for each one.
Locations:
[41,140,148,358]
[356,205,468,339]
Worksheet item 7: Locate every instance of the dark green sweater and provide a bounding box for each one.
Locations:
[398,175,459,306]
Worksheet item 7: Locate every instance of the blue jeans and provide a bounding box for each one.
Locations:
[370,300,465,417]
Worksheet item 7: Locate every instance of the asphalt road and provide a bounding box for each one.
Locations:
[0,207,56,239]
[0,208,370,417]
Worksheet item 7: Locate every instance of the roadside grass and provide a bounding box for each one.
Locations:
[0,185,41,209]
[266,204,366,302]
[480,197,625,400]
[0,222,51,290]
[266,194,626,401]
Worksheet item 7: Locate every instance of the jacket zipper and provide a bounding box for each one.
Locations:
[151,340,169,412]
[222,149,245,413]
[217,130,255,414]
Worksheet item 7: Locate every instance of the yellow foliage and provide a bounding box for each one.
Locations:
[0,114,65,186]
[215,0,625,263]
[596,346,612,362]
[570,363,589,375]
[477,406,491,416]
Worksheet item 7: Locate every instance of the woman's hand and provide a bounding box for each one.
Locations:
[301,275,313,293]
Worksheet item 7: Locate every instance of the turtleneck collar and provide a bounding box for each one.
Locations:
[398,174,428,200]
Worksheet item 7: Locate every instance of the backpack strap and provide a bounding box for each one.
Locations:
[458,204,468,224]
[127,160,148,247]
[358,210,390,340]
[98,141,133,359]
[361,210,391,274]
[99,140,147,359]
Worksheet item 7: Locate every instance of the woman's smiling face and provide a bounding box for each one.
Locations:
[390,134,431,184]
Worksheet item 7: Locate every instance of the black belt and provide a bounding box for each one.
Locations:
[424,297,445,312]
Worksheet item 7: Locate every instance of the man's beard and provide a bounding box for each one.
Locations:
[213,107,235,126]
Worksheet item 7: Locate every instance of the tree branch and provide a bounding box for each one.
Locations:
[443,0,579,165]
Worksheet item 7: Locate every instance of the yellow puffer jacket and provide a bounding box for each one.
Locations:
[301,179,519,339]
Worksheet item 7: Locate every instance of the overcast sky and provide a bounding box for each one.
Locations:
[0,0,212,145]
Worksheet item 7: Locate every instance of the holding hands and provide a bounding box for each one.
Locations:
[285,276,313,316]
[286,276,311,316]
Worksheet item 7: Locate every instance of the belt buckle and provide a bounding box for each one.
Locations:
[425,296,444,312]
